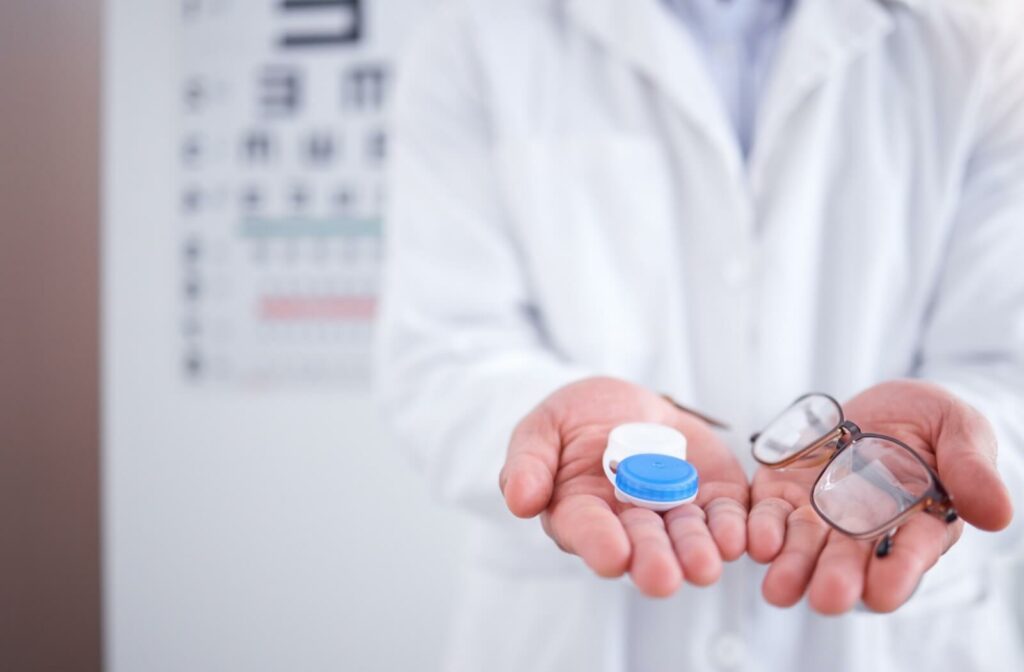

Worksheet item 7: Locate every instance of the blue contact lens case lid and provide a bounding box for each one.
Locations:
[615,453,699,503]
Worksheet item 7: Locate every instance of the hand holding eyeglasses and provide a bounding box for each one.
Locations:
[747,379,1013,614]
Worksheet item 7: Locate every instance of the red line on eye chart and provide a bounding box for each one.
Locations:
[259,295,377,321]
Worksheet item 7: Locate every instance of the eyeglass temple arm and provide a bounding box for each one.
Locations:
[752,426,845,468]
[661,394,731,430]
[749,407,843,445]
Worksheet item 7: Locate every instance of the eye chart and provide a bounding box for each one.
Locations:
[107,4,465,671]
[177,0,431,387]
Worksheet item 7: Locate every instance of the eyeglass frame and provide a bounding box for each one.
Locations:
[750,393,959,557]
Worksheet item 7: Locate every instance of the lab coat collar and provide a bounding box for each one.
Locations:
[565,0,739,171]
[564,0,900,180]
[749,0,896,186]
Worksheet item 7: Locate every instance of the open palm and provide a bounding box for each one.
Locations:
[500,377,748,597]
[747,379,1013,613]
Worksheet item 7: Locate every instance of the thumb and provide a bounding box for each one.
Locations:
[500,406,561,518]
[935,400,1013,531]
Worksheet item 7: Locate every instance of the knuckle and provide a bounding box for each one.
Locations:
[540,514,570,554]
[705,497,746,518]
[787,506,827,529]
[619,506,663,528]
[664,503,707,525]
[752,497,795,518]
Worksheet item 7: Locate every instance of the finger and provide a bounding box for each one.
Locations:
[862,514,964,612]
[620,508,682,597]
[547,494,630,578]
[747,497,795,564]
[762,507,829,608]
[807,532,873,615]
[705,496,748,561]
[935,403,1013,531]
[665,505,722,586]
[501,406,561,518]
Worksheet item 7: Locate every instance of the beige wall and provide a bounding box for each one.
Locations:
[0,1,102,670]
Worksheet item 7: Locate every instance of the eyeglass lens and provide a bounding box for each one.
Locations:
[812,436,934,536]
[752,394,842,465]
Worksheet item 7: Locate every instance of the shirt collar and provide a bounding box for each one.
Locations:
[663,0,795,43]
[563,0,901,173]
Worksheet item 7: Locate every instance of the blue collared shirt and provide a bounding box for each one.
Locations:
[662,0,794,156]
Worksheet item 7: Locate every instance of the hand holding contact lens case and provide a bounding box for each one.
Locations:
[603,423,699,511]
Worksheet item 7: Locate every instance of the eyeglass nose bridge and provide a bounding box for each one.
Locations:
[796,420,863,466]
[786,445,837,469]
[836,419,862,443]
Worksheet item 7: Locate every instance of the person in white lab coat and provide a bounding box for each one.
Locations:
[375,0,1024,670]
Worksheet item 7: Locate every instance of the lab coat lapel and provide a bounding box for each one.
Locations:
[565,0,743,175]
[750,0,895,189]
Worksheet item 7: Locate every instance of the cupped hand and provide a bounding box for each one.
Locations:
[747,379,1013,614]
[499,377,748,597]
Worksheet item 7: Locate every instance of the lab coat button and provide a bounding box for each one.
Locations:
[710,632,746,670]
[722,259,750,286]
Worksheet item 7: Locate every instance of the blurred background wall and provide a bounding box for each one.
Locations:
[2,1,468,670]
[0,1,103,670]
[102,1,467,671]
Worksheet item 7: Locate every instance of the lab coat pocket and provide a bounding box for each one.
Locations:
[495,135,682,378]
[881,565,989,617]
[445,562,625,672]
[855,568,1021,672]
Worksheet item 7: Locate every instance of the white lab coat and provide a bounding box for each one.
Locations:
[375,0,1024,670]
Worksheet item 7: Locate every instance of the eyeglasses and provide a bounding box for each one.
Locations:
[750,393,958,557]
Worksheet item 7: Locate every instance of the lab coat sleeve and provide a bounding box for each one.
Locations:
[916,16,1024,562]
[374,6,590,519]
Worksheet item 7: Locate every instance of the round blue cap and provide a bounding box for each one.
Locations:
[615,453,698,503]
